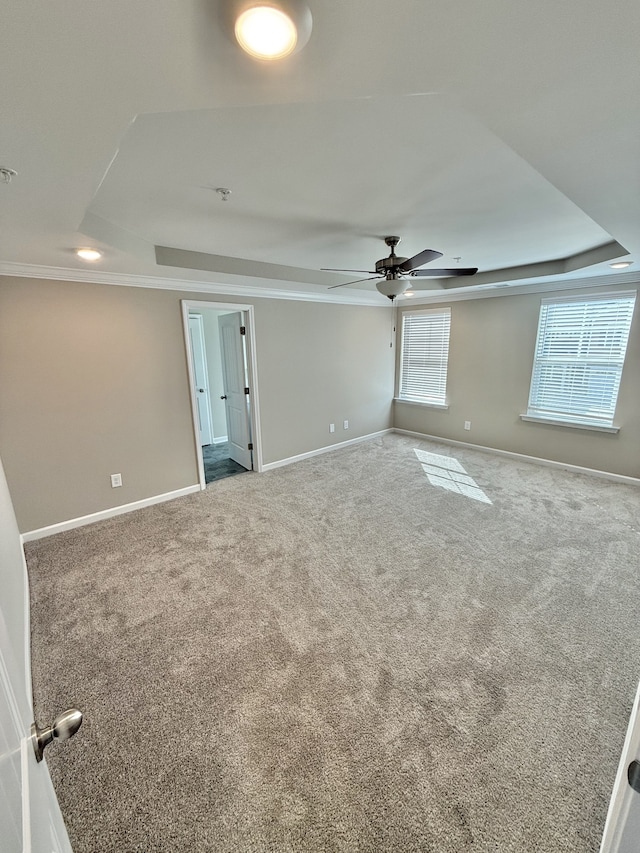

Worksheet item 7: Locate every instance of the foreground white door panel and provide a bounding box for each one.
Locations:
[218,312,252,470]
[0,457,72,852]
[600,682,640,852]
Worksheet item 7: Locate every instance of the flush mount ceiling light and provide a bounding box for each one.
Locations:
[75,248,103,261]
[229,0,312,60]
[610,261,633,269]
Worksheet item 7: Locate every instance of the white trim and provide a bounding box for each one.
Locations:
[520,414,619,434]
[181,304,207,489]
[394,398,449,410]
[396,270,640,306]
[181,300,264,483]
[540,287,637,305]
[244,307,265,473]
[20,485,201,542]
[0,262,382,306]
[22,547,33,713]
[392,429,640,486]
[212,435,229,445]
[262,429,393,471]
[2,262,639,308]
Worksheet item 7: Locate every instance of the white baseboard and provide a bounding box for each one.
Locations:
[212,436,228,445]
[393,429,640,486]
[21,427,636,542]
[261,429,394,472]
[21,484,201,542]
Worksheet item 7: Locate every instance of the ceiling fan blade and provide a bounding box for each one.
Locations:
[321,267,378,274]
[410,267,478,277]
[328,276,381,290]
[398,249,444,273]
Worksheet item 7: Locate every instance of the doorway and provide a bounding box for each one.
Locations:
[182,300,263,488]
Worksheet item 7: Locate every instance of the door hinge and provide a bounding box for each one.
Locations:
[244,387,250,395]
[240,325,246,335]
[248,442,253,451]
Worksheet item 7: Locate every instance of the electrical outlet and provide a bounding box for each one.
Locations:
[464,421,471,431]
[110,473,122,488]
[343,420,349,430]
[329,423,335,433]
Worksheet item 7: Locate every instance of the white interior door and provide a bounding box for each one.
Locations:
[0,457,72,853]
[600,682,640,852]
[218,312,252,470]
[188,314,213,446]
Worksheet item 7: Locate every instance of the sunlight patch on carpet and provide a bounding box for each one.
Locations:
[414,449,492,504]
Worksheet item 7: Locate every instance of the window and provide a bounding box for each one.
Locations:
[525,291,636,429]
[398,308,451,406]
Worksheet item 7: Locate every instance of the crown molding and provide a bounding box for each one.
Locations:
[0,261,384,307]
[400,269,640,306]
[2,260,638,309]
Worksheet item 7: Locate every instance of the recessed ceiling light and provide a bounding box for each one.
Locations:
[76,248,103,261]
[235,6,297,59]
[231,1,312,60]
[609,261,633,269]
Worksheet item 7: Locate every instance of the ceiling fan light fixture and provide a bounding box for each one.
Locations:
[376,277,409,300]
[232,1,311,60]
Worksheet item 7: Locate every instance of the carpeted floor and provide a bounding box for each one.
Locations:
[202,442,248,483]
[26,434,640,852]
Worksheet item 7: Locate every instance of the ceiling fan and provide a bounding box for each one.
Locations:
[323,236,478,300]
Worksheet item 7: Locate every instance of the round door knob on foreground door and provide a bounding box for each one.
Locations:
[31,708,83,762]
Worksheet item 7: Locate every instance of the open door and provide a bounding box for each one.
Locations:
[218,312,252,471]
[600,682,640,852]
[188,314,213,447]
[0,457,78,852]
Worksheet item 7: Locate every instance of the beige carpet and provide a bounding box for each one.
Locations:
[26,434,640,852]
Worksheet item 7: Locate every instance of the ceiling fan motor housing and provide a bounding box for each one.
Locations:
[375,255,409,274]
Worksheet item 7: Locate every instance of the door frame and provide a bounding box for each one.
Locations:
[181,300,264,488]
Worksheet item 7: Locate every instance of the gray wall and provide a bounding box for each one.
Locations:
[0,277,394,532]
[2,274,637,535]
[395,284,640,478]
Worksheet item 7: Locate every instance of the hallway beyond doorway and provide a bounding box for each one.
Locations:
[202,443,247,484]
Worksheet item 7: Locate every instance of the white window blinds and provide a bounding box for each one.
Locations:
[527,292,636,427]
[399,308,451,405]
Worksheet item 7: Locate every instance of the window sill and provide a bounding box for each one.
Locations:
[394,398,449,411]
[519,414,619,434]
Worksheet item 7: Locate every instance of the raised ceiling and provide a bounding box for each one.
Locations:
[1,0,638,304]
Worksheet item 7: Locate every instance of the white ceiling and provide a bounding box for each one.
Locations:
[1,0,638,304]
